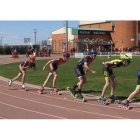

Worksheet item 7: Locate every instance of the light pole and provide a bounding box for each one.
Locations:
[65,21,68,51]
[34,29,37,48]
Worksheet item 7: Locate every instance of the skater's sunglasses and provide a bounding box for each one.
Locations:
[30,59,35,62]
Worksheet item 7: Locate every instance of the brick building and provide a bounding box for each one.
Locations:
[52,21,140,53]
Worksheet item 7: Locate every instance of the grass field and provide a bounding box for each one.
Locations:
[0,56,140,101]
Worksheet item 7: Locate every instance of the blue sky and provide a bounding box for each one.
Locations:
[0,21,79,45]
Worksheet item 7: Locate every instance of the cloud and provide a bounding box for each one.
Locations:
[0,32,4,34]
[11,36,19,39]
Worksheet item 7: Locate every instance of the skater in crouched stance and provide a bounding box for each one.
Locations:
[67,50,97,102]
[119,70,140,110]
[99,55,131,104]
[38,53,70,94]
[8,55,36,89]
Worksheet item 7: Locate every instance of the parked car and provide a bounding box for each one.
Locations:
[129,46,140,52]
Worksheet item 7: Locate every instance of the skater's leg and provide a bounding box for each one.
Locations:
[12,73,22,82]
[21,71,26,85]
[53,71,58,88]
[101,78,110,97]
[110,76,117,96]
[42,73,53,88]
[127,87,140,101]
[74,76,86,100]
[8,72,22,87]
[77,76,86,90]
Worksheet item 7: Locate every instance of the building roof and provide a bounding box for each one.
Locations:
[71,27,112,35]
[79,20,115,26]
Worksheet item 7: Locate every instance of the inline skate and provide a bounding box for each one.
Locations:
[119,100,130,110]
[97,96,107,105]
[67,86,76,97]
[50,88,59,95]
[106,95,120,104]
[38,87,44,94]
[74,93,84,102]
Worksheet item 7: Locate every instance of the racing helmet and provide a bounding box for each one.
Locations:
[63,52,70,58]
[29,55,36,60]
[123,55,131,63]
[89,50,97,55]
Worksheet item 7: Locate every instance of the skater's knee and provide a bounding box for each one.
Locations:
[105,83,110,87]
[113,80,117,85]
[54,74,58,78]
[135,88,140,93]
[22,73,26,76]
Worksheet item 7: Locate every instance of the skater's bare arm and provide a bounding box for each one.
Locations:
[43,60,54,71]
[19,65,28,73]
[102,61,113,65]
[84,64,97,74]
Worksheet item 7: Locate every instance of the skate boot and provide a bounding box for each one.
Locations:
[97,96,107,105]
[74,93,84,102]
[21,84,26,91]
[50,88,59,95]
[38,87,44,94]
[107,95,120,104]
[67,86,76,97]
[8,80,12,87]
[119,100,130,110]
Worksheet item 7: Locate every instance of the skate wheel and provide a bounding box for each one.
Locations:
[119,104,122,108]
[97,100,100,104]
[126,106,130,110]
[67,87,70,90]
[122,105,125,109]
[57,92,59,95]
[50,91,52,94]
[103,101,107,105]
[124,106,130,110]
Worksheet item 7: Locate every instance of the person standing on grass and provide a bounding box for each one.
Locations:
[69,50,97,100]
[100,55,131,101]
[8,55,36,89]
[38,52,70,94]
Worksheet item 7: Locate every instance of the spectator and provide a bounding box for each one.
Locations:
[14,48,18,54]
[72,47,75,52]
[35,49,38,56]
[27,48,30,56]
[63,47,67,53]
[48,48,51,57]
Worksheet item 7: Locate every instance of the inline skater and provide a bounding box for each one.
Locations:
[68,50,97,102]
[119,69,140,109]
[100,55,131,103]
[38,52,70,94]
[8,55,36,89]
